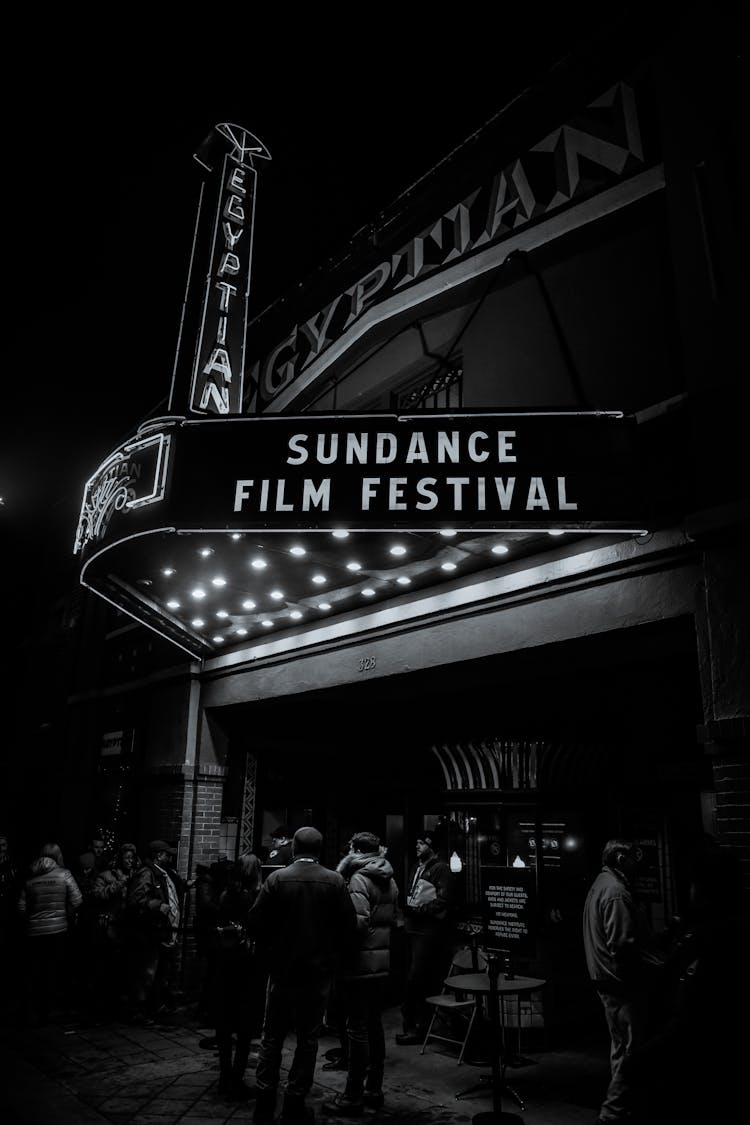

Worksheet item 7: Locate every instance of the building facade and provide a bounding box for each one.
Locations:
[58,20,748,1029]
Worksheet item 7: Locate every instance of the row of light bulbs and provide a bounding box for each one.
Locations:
[157,529,566,645]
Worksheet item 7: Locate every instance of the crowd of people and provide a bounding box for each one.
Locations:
[0,826,454,1122]
[1,825,747,1124]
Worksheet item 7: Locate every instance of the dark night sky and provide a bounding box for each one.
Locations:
[5,13,645,599]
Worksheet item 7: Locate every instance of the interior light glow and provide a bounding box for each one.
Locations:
[230,532,242,540]
[191,618,205,628]
[450,851,463,873]
[290,610,303,620]
[191,588,207,599]
[290,546,306,557]
[389,545,407,556]
[332,529,350,539]
[211,576,227,587]
[242,599,256,610]
[548,529,565,536]
[318,602,331,611]
[216,610,229,619]
[199,547,214,557]
[212,635,223,644]
[441,562,457,572]
[492,544,509,555]
[312,574,326,585]
[235,627,248,636]
[440,529,457,538]
[261,619,273,628]
[270,590,284,600]
[362,587,376,597]
[251,558,268,569]
[166,600,181,609]
[396,576,411,585]
[162,567,175,576]
[346,561,362,572]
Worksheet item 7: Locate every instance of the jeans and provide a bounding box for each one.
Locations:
[401,927,450,1033]
[255,973,332,1098]
[597,989,647,1121]
[343,977,386,1100]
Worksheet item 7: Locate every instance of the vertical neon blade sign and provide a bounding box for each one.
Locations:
[170,123,271,416]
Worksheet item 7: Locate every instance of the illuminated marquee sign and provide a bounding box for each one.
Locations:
[163,412,644,533]
[250,81,651,411]
[170,123,271,417]
[74,431,171,556]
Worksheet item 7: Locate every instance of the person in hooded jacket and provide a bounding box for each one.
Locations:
[17,842,82,1024]
[322,832,399,1117]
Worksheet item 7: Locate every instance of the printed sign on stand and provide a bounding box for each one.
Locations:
[480,865,536,956]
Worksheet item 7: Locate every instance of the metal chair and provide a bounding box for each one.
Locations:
[420,946,489,1065]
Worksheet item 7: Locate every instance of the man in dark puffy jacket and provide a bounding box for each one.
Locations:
[322,832,398,1117]
[247,826,357,1125]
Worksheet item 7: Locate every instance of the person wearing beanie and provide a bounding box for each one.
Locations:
[322,832,399,1117]
[395,833,451,1046]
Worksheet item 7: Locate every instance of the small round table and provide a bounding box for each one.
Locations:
[446,968,546,1124]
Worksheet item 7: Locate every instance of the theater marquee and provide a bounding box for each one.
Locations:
[73,411,646,656]
[75,411,643,556]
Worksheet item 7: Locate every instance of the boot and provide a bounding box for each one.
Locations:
[216,1034,234,1095]
[226,1035,256,1101]
[253,1086,277,1124]
[321,1091,364,1117]
[280,1091,315,1123]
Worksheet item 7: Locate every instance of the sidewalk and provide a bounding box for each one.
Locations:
[0,1003,609,1124]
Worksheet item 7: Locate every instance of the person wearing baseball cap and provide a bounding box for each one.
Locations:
[268,826,294,868]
